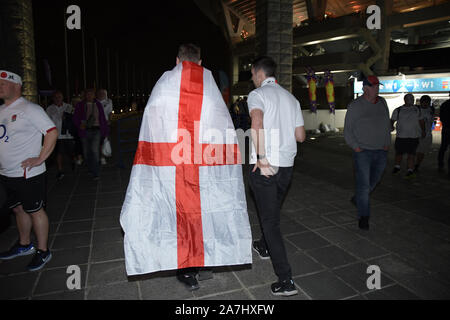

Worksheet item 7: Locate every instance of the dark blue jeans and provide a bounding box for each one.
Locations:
[81,128,101,177]
[353,150,387,218]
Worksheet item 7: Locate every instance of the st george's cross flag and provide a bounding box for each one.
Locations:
[120,61,252,276]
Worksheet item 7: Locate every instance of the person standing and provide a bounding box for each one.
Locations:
[73,88,109,180]
[438,94,450,177]
[247,56,305,297]
[415,95,434,173]
[344,75,391,230]
[391,93,425,178]
[0,70,58,271]
[46,90,75,180]
[96,89,113,165]
[120,44,252,291]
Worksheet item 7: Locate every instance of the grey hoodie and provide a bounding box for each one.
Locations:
[344,96,391,151]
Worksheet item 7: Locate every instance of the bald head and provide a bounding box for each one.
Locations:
[97,89,107,101]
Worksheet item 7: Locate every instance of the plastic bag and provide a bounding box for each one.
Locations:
[102,138,112,157]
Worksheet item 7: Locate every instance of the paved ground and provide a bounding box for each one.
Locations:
[1,120,449,300]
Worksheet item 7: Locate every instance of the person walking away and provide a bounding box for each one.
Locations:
[248,56,306,297]
[438,94,450,178]
[414,95,434,173]
[119,44,252,291]
[391,93,425,179]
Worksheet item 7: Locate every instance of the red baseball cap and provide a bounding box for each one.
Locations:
[362,75,383,87]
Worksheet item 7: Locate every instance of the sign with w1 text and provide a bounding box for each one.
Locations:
[355,77,450,94]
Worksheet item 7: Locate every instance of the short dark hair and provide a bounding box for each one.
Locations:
[420,95,431,104]
[251,56,276,78]
[52,90,63,96]
[177,43,201,62]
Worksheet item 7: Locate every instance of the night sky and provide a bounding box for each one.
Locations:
[32,0,230,102]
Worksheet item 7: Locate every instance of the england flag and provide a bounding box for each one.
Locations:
[120,61,252,275]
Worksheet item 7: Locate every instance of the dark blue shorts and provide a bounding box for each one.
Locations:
[395,138,419,155]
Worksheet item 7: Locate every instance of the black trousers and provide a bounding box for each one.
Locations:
[438,129,450,169]
[249,166,293,282]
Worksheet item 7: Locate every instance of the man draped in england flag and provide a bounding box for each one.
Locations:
[120,44,252,290]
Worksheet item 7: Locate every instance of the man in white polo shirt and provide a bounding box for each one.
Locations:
[0,70,58,271]
[247,56,305,297]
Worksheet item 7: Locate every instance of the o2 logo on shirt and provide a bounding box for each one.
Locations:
[0,125,9,143]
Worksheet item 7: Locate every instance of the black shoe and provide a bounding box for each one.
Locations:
[177,273,200,291]
[392,167,400,174]
[198,268,214,281]
[27,249,52,271]
[271,279,298,297]
[358,216,369,230]
[56,172,65,180]
[252,240,270,260]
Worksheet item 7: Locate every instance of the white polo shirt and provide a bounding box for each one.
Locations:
[0,97,56,178]
[46,102,73,139]
[247,77,304,167]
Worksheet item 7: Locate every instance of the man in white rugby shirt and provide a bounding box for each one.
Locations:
[0,70,58,271]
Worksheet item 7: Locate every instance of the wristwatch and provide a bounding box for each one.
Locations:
[257,154,266,160]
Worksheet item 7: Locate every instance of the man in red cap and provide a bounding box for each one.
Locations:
[344,75,392,230]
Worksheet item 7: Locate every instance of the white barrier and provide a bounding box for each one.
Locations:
[302,109,347,131]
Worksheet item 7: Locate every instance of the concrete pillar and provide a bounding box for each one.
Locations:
[255,0,293,92]
[0,0,38,103]
[374,0,393,74]
[232,55,239,86]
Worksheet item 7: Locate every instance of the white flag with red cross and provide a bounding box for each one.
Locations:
[120,61,252,276]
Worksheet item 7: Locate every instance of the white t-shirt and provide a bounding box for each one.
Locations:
[0,97,56,178]
[391,105,423,138]
[46,103,73,139]
[247,77,304,167]
[99,98,113,121]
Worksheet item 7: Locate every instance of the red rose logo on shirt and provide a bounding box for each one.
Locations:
[12,115,17,122]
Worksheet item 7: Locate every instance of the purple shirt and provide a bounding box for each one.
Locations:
[73,99,109,138]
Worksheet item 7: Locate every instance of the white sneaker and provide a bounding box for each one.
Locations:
[101,157,107,165]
